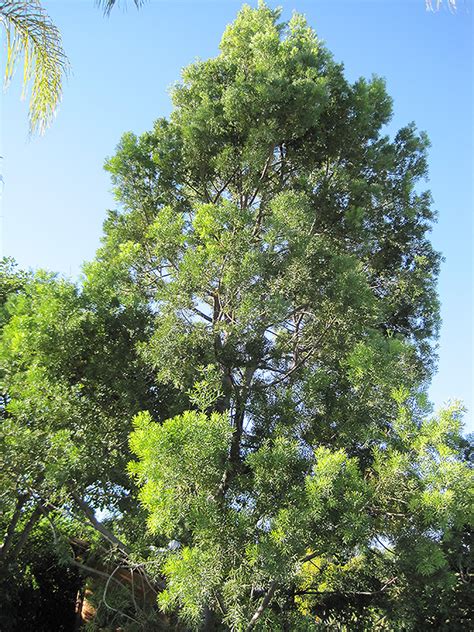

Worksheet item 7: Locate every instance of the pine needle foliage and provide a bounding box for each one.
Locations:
[0,0,69,134]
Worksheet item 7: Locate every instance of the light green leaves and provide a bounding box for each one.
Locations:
[188,365,223,412]
[1,2,467,629]
[100,2,469,627]
[146,205,185,264]
[159,545,224,628]
[129,409,232,537]
[1,0,69,134]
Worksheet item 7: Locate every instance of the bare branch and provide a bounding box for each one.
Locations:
[101,564,142,626]
[189,305,213,323]
[71,493,130,555]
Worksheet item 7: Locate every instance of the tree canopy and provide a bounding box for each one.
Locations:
[1,4,472,630]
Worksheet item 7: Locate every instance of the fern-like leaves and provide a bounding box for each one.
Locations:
[425,0,457,11]
[96,0,147,17]
[0,0,69,135]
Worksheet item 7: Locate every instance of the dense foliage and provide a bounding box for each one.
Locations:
[1,4,472,630]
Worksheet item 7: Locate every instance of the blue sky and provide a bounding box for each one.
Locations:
[1,0,472,428]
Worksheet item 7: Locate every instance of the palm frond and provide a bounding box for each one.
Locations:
[0,0,69,135]
[96,0,147,17]
[425,0,457,11]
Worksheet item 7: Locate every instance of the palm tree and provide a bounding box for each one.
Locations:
[97,0,147,16]
[0,0,146,135]
[426,0,457,10]
[0,0,69,135]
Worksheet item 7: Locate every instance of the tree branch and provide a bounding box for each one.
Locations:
[263,346,316,388]
[246,580,277,630]
[0,494,27,560]
[9,505,43,558]
[189,305,213,323]
[71,493,130,555]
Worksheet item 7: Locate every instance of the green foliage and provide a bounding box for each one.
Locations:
[159,545,225,627]
[117,4,469,628]
[0,517,82,632]
[0,264,180,629]
[1,3,471,631]
[0,273,160,502]
[0,0,69,134]
[129,409,232,538]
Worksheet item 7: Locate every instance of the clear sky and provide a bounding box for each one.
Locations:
[1,0,472,428]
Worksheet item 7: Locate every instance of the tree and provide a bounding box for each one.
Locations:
[0,0,451,136]
[0,517,82,632]
[88,3,469,629]
[0,261,181,628]
[1,3,471,630]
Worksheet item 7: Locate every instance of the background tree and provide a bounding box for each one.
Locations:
[0,517,82,632]
[0,260,182,628]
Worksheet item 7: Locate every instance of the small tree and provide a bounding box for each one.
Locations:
[89,4,471,629]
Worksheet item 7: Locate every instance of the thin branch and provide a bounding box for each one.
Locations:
[212,168,240,203]
[71,493,130,555]
[101,564,141,626]
[129,567,139,615]
[249,153,273,211]
[182,178,210,203]
[374,536,394,554]
[301,550,320,564]
[295,576,398,598]
[69,557,125,587]
[246,581,277,630]
[263,314,337,388]
[263,345,316,388]
[9,505,43,558]
[189,305,212,323]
